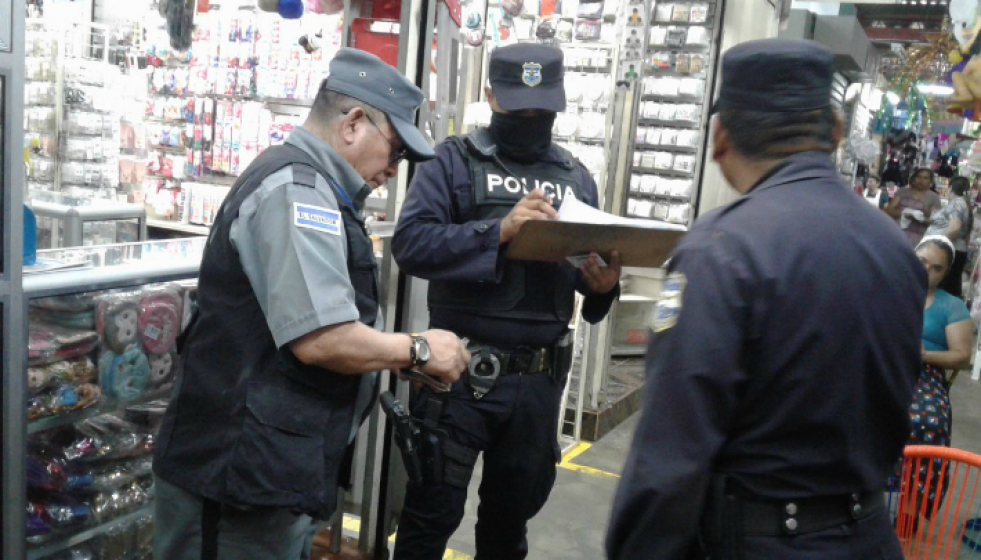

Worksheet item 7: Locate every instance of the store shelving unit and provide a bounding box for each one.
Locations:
[11,238,205,559]
[26,505,154,560]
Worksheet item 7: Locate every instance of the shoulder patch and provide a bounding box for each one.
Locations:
[651,272,686,333]
[293,202,342,236]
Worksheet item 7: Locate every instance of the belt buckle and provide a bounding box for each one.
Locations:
[468,349,501,399]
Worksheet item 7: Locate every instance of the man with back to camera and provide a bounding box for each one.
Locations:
[151,49,471,559]
[606,39,926,559]
[390,43,622,559]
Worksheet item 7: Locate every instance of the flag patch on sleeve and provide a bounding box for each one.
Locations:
[293,202,342,236]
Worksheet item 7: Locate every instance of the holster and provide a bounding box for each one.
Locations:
[414,392,479,488]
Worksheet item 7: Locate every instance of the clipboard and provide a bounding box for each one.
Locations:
[504,220,685,268]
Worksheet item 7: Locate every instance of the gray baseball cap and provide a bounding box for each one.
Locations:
[323,48,435,161]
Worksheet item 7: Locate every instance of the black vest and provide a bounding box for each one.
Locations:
[428,129,585,323]
[153,143,378,519]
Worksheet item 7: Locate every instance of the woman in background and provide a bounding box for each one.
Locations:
[925,176,974,298]
[893,236,972,527]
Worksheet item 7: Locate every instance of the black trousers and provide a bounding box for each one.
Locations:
[940,250,968,298]
[392,371,564,560]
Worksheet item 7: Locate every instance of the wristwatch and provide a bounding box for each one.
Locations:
[409,334,431,369]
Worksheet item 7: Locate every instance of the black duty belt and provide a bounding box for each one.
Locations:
[738,490,885,536]
[468,342,553,376]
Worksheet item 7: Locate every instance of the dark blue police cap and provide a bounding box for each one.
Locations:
[489,44,566,113]
[712,39,833,114]
[323,48,435,161]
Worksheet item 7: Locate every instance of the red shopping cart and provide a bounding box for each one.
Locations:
[890,445,981,559]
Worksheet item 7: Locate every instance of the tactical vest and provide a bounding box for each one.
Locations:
[428,128,586,323]
[153,143,378,519]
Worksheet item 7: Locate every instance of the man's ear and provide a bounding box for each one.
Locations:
[484,86,494,103]
[711,118,729,163]
[339,107,365,146]
[831,110,844,151]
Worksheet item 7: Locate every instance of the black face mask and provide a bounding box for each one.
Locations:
[488,111,556,163]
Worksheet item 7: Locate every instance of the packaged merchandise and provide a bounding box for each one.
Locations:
[630,176,641,192]
[673,179,694,198]
[579,112,606,140]
[649,25,667,46]
[658,104,678,121]
[666,26,687,47]
[574,20,603,41]
[28,323,100,367]
[28,357,96,395]
[645,127,662,146]
[138,285,184,354]
[690,3,709,23]
[98,346,150,402]
[671,3,690,22]
[679,78,705,97]
[640,175,658,194]
[667,202,690,224]
[687,26,711,46]
[660,128,678,146]
[690,53,707,73]
[577,0,604,19]
[654,152,675,170]
[677,129,701,148]
[635,126,647,145]
[674,104,700,123]
[96,293,142,354]
[675,53,691,73]
[654,3,673,22]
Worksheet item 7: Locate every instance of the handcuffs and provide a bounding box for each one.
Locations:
[467,346,501,400]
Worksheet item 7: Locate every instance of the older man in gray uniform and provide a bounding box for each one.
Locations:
[152,49,470,559]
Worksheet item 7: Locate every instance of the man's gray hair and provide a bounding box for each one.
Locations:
[310,86,389,126]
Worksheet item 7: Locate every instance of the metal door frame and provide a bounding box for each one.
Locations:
[2,0,29,557]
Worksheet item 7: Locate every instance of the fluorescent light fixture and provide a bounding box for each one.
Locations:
[918,83,955,95]
[886,91,901,104]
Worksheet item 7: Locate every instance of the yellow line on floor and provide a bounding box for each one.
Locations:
[341,515,475,560]
[559,441,621,479]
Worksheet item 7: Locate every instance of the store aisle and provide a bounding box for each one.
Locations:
[444,415,639,560]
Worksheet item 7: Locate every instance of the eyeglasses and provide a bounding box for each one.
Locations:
[364,112,408,166]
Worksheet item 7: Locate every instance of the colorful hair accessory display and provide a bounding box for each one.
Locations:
[99,348,150,402]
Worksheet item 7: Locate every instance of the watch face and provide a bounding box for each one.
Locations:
[418,339,432,363]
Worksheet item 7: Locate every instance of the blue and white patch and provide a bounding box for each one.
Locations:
[293,202,342,236]
[522,62,542,87]
[651,271,686,333]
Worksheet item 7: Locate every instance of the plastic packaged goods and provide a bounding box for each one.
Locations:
[28,323,100,367]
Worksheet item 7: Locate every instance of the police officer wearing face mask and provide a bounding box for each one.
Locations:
[391,44,622,559]
[606,39,924,560]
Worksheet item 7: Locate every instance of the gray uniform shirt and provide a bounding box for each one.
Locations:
[229,126,379,443]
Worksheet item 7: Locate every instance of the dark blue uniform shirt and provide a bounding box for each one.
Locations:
[393,140,617,346]
[607,152,926,559]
